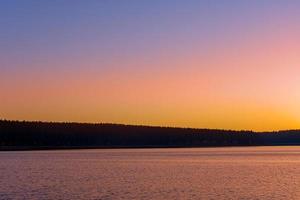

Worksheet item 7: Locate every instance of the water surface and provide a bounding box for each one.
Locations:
[1,147,300,199]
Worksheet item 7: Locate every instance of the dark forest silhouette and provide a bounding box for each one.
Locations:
[1,120,300,150]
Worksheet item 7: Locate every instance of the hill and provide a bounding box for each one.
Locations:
[1,120,300,150]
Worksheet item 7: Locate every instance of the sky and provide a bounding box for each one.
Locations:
[1,0,300,131]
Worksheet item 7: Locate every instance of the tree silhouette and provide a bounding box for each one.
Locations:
[1,120,300,150]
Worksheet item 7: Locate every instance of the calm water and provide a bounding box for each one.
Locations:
[1,147,300,200]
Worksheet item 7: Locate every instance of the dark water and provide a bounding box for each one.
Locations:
[1,147,300,200]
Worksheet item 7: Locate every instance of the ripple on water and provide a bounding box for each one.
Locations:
[1,147,300,200]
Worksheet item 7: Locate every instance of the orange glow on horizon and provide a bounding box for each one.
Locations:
[1,1,300,131]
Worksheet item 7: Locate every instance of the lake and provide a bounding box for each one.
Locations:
[1,147,300,199]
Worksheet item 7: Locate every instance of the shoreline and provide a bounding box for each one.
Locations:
[1,144,300,151]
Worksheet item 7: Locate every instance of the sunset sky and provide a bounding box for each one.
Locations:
[1,0,300,131]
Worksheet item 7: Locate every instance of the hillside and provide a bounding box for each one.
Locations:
[1,120,300,150]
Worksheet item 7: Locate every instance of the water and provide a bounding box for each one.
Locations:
[1,147,300,200]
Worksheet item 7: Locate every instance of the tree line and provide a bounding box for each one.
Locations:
[1,120,300,150]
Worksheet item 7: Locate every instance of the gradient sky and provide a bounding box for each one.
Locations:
[1,0,300,131]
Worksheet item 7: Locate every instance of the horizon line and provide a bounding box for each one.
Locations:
[1,119,300,133]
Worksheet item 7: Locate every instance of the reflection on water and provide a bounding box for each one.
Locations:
[1,147,300,200]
